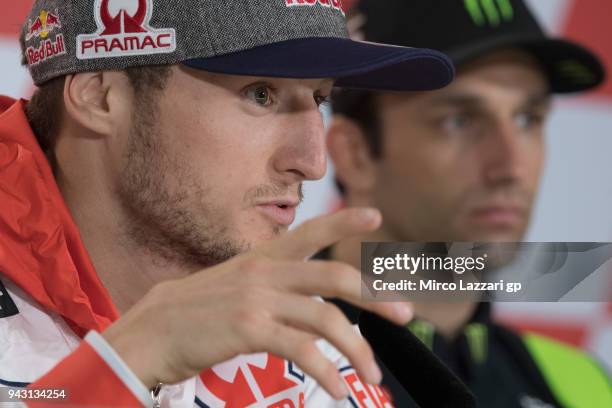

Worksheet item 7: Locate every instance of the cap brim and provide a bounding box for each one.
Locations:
[183,37,454,91]
[448,35,605,93]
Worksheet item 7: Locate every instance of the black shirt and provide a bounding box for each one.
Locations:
[315,248,567,408]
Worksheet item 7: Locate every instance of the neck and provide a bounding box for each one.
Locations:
[332,221,477,340]
[54,139,193,313]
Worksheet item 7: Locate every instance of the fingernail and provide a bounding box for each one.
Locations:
[368,361,383,384]
[362,208,380,222]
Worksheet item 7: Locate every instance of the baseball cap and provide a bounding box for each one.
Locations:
[21,0,454,91]
[354,0,605,93]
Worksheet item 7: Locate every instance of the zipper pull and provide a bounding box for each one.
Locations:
[151,383,163,408]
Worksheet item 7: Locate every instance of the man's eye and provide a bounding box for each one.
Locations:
[245,85,273,106]
[441,113,470,131]
[516,112,545,130]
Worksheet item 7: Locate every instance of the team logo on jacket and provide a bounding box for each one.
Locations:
[25,9,66,66]
[285,0,346,16]
[340,366,394,408]
[198,353,305,407]
[76,0,176,60]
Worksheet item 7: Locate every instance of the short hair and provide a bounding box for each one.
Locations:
[331,88,383,158]
[19,31,172,167]
[330,88,383,194]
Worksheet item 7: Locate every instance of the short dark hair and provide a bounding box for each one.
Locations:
[19,30,172,167]
[331,88,383,158]
[331,88,383,194]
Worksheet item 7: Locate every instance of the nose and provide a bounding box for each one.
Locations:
[480,120,526,187]
[272,108,328,183]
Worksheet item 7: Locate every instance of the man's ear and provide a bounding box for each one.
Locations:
[327,114,377,194]
[63,71,124,136]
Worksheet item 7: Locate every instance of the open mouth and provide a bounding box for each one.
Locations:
[257,203,297,226]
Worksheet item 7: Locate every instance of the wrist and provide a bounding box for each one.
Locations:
[84,331,154,407]
[101,324,160,389]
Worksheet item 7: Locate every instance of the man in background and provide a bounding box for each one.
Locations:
[0,0,455,406]
[324,0,611,406]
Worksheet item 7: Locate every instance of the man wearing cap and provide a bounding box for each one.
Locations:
[0,1,455,407]
[324,0,611,407]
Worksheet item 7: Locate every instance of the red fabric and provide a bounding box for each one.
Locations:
[26,341,143,408]
[562,0,612,99]
[0,96,119,337]
[341,0,358,13]
[0,1,32,36]
[0,96,138,405]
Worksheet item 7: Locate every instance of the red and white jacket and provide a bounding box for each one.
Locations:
[0,97,394,408]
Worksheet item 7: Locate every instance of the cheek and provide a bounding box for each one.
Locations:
[382,129,473,197]
[512,134,546,193]
[159,99,267,179]
[373,133,481,235]
[106,107,136,180]
[529,139,546,183]
[373,152,451,223]
[153,98,282,238]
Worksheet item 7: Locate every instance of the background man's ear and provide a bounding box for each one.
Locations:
[63,71,123,136]
[327,114,378,195]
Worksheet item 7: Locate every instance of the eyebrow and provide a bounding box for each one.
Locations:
[521,93,553,110]
[424,91,552,111]
[425,93,486,108]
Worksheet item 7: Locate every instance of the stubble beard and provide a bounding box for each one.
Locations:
[117,97,245,270]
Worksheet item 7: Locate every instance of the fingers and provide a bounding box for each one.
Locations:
[272,294,382,386]
[258,207,382,260]
[268,260,413,326]
[255,322,350,400]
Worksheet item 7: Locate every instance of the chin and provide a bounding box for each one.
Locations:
[245,225,286,246]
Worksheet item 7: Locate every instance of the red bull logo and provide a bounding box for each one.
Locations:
[285,0,346,16]
[26,9,62,42]
[26,34,66,66]
[76,0,176,60]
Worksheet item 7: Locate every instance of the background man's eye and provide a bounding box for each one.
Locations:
[442,114,470,131]
[247,85,273,106]
[516,112,544,130]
